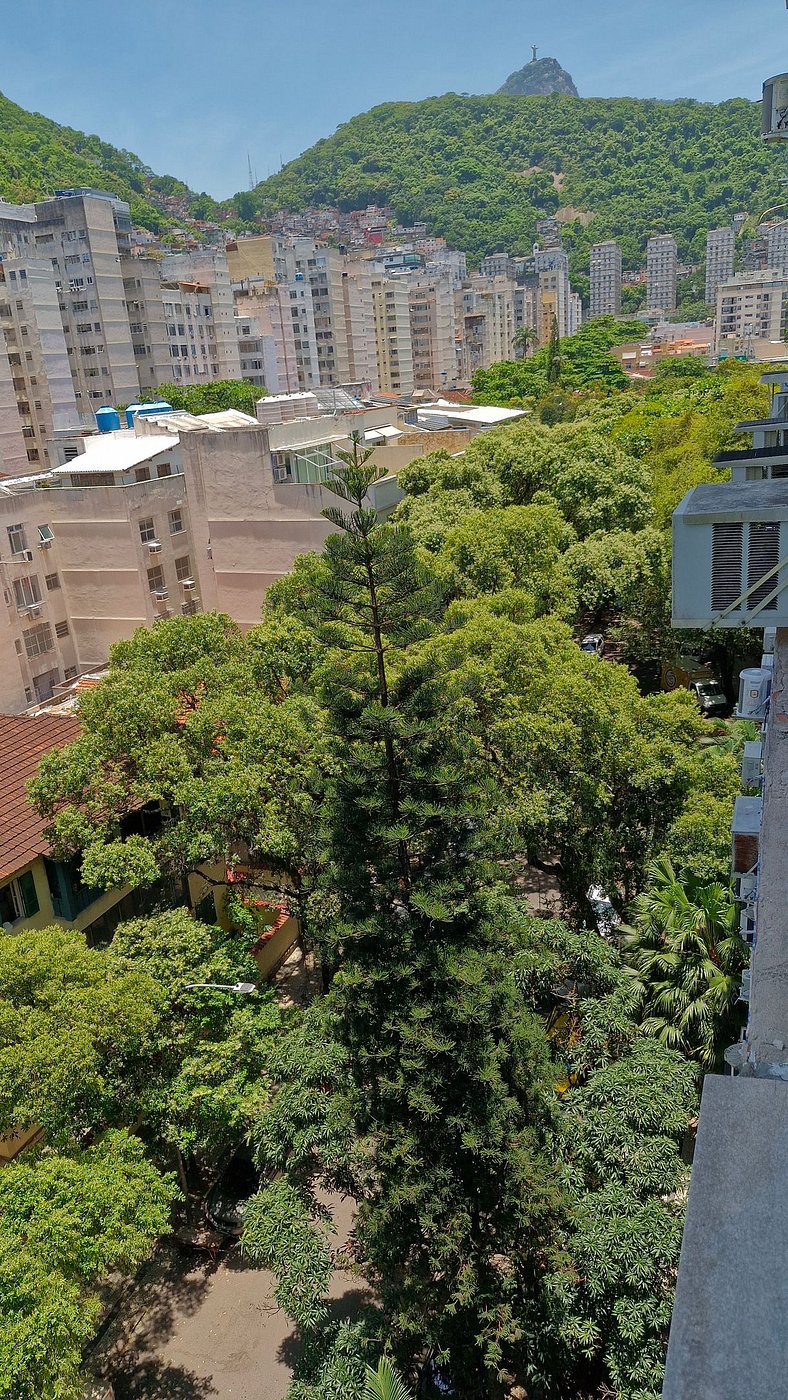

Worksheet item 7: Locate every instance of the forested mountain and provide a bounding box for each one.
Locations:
[245,94,782,268]
[0,90,219,231]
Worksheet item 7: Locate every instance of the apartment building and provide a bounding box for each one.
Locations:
[121,255,170,394]
[589,240,622,317]
[535,249,572,339]
[233,310,279,391]
[479,252,515,279]
[407,278,457,391]
[370,275,414,396]
[715,271,788,354]
[646,233,678,312]
[0,255,80,470]
[0,347,30,476]
[513,280,540,349]
[457,277,516,379]
[275,239,353,386]
[225,234,275,284]
[339,261,378,392]
[160,252,242,382]
[0,399,407,712]
[705,226,736,304]
[0,190,140,415]
[233,285,300,394]
[766,218,788,274]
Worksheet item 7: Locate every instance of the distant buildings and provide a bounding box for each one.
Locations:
[705,227,735,305]
[766,219,788,275]
[590,240,622,317]
[646,233,678,312]
[714,270,788,356]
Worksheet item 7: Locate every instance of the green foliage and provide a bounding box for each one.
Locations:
[0,90,213,232]
[473,317,646,402]
[0,1130,176,1400]
[364,1357,414,1400]
[621,855,748,1070]
[246,94,781,269]
[141,379,265,414]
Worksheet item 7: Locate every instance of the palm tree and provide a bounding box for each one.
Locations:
[621,854,748,1070]
[363,1357,414,1400]
[512,325,537,359]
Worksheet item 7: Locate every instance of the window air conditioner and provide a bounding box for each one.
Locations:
[153,589,169,602]
[16,549,34,562]
[148,540,162,553]
[274,467,290,483]
[25,604,42,619]
[181,578,196,591]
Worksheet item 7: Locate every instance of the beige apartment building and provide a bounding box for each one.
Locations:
[0,398,408,712]
[233,285,300,393]
[370,275,414,396]
[0,347,30,476]
[121,255,170,394]
[408,278,457,391]
[457,276,516,380]
[715,270,788,355]
[534,249,572,339]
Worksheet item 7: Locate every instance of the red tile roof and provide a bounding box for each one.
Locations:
[0,714,81,883]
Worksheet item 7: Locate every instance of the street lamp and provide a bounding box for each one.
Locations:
[182,981,257,994]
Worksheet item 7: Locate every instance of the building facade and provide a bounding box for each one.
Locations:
[407,278,457,392]
[589,240,622,318]
[370,275,414,396]
[715,271,788,355]
[705,227,736,305]
[646,233,678,312]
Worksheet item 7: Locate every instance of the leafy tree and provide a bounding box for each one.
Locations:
[473,318,646,404]
[0,1131,176,1400]
[245,443,572,1396]
[621,855,748,1070]
[29,612,327,925]
[439,503,575,615]
[142,378,265,414]
[364,1358,414,1400]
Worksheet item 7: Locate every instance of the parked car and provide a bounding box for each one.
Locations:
[690,678,728,718]
[204,1142,261,1238]
[661,655,728,717]
[580,632,605,658]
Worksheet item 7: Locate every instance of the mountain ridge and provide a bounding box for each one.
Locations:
[497,56,579,98]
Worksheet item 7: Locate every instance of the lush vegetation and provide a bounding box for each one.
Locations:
[15,351,764,1398]
[140,379,265,415]
[0,89,218,230]
[473,316,648,403]
[246,94,783,268]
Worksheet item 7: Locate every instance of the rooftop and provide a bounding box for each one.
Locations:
[0,713,81,883]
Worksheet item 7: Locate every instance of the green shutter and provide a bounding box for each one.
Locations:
[18,869,39,918]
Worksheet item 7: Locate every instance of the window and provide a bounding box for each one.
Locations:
[23,622,53,658]
[45,572,60,591]
[13,576,41,609]
[147,564,165,593]
[135,466,150,483]
[63,665,78,680]
[7,523,27,555]
[175,555,192,582]
[138,517,156,544]
[0,871,39,926]
[55,620,69,638]
[169,508,184,535]
[156,461,172,478]
[37,524,54,545]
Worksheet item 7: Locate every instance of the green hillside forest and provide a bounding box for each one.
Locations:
[245,94,787,268]
[0,90,219,231]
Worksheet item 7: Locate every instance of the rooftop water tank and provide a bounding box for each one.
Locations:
[95,406,120,434]
[125,401,173,428]
[125,403,144,428]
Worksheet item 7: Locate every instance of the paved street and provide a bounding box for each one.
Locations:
[94,1196,366,1399]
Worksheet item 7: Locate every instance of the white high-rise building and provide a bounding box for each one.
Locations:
[160,252,242,383]
[407,278,457,391]
[535,249,572,340]
[646,234,678,312]
[0,255,80,470]
[705,227,736,305]
[589,240,622,317]
[121,256,171,395]
[714,270,788,355]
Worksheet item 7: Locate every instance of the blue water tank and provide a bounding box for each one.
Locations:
[125,402,144,428]
[136,400,173,419]
[95,406,121,433]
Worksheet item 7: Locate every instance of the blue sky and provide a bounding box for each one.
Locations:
[2,0,785,198]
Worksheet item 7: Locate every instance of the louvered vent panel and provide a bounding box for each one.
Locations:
[711,522,744,610]
[747,522,780,610]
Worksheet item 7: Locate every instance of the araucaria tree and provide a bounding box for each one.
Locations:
[243,441,572,1396]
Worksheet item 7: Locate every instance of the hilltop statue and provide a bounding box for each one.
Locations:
[498,54,579,97]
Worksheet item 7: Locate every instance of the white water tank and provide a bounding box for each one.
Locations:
[737,667,772,720]
[762,74,788,139]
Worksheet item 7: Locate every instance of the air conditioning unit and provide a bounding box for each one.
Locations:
[25,604,42,619]
[14,549,34,562]
[738,968,751,1004]
[37,536,52,549]
[741,740,763,790]
[734,870,758,905]
[274,467,290,483]
[181,578,196,592]
[739,908,757,944]
[153,589,169,602]
[732,795,762,876]
[737,667,772,721]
